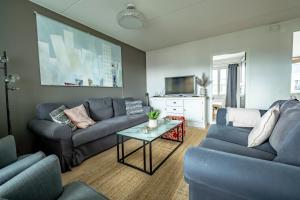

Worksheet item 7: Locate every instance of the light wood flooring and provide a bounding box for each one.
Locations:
[62,127,207,200]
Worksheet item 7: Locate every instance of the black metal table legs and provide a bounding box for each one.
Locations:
[116,123,184,175]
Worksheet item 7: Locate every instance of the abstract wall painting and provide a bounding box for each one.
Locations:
[36,14,122,87]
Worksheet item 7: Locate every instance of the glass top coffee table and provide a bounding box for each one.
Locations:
[116,119,184,175]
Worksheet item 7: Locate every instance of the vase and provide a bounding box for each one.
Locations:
[200,87,207,96]
[148,119,158,128]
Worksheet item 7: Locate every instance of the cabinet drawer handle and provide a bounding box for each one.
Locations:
[173,102,176,104]
[173,108,176,111]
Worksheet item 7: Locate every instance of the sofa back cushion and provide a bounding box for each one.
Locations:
[113,98,126,117]
[36,100,89,121]
[88,97,113,121]
[113,97,136,117]
[269,99,300,151]
[274,122,300,166]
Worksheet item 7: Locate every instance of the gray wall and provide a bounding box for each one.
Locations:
[0,0,146,154]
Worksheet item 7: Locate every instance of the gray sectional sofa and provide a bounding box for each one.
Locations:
[184,100,300,200]
[28,97,150,172]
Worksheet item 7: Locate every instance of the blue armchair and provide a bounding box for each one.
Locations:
[0,135,108,200]
[0,135,45,185]
[0,155,108,200]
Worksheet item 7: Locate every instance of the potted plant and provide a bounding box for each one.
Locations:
[148,110,160,128]
[198,73,212,96]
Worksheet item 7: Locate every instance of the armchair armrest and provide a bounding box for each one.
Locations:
[0,151,45,185]
[0,136,17,169]
[184,147,300,200]
[0,155,63,200]
[28,119,72,140]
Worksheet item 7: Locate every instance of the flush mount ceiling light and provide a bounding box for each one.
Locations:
[117,4,145,29]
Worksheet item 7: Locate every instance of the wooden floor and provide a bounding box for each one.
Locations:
[62,127,207,200]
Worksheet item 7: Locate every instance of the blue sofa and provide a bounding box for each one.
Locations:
[184,100,300,200]
[28,97,150,172]
[0,135,108,200]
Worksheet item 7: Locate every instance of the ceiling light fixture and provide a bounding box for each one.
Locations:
[117,4,145,29]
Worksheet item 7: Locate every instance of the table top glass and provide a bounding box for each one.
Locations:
[116,119,182,142]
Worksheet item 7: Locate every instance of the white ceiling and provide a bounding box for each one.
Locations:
[30,0,300,51]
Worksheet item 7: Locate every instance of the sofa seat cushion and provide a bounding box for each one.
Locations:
[72,114,148,147]
[200,138,275,161]
[207,125,276,154]
[207,125,251,145]
[88,98,113,121]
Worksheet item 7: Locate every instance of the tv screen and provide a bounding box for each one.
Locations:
[165,76,195,95]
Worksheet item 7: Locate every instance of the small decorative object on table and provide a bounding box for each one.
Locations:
[162,116,186,141]
[148,110,160,128]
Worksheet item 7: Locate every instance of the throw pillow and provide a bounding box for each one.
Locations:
[248,105,280,147]
[226,108,261,128]
[49,105,77,131]
[64,104,96,129]
[125,100,144,115]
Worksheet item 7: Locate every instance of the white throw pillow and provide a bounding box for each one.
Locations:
[227,108,261,128]
[248,105,280,147]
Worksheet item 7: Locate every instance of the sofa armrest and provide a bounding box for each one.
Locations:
[216,108,227,125]
[142,106,151,114]
[0,151,45,185]
[28,120,73,172]
[28,119,72,140]
[0,155,63,200]
[184,147,300,200]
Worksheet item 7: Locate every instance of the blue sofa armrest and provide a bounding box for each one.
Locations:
[216,108,268,126]
[0,136,17,169]
[28,119,72,140]
[216,108,227,125]
[0,155,63,200]
[184,147,300,200]
[0,151,45,185]
[142,106,151,114]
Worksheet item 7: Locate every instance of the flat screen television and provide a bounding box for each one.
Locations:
[165,75,196,95]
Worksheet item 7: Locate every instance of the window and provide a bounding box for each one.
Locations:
[212,68,227,96]
[291,31,300,93]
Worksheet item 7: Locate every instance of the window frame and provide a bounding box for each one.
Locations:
[212,67,227,97]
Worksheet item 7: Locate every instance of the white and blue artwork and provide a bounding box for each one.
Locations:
[36,14,122,87]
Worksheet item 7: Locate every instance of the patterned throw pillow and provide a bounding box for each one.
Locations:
[49,105,77,131]
[64,104,96,129]
[125,100,144,115]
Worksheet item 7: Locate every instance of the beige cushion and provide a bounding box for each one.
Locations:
[248,105,280,147]
[227,108,261,128]
[64,104,96,129]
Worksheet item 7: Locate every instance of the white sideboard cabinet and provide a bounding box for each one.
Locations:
[150,97,207,128]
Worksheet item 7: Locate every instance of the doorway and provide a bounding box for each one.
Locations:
[211,52,246,122]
